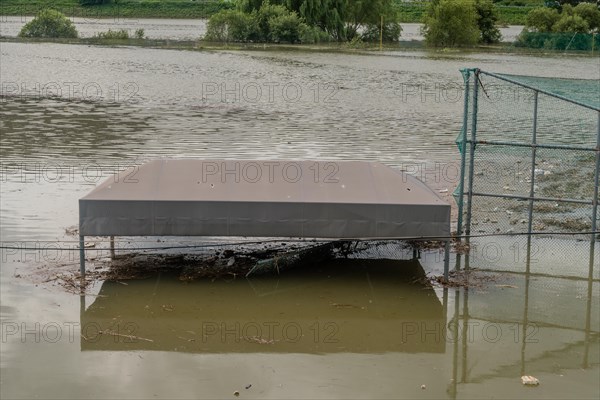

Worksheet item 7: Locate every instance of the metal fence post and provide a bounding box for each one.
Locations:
[456,70,471,237]
[79,235,85,278]
[527,91,539,236]
[464,70,480,239]
[590,112,600,269]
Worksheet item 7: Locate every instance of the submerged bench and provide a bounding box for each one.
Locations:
[79,159,451,276]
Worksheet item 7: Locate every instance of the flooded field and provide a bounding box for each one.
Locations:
[0,37,599,399]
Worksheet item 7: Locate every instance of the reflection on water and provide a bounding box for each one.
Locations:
[81,259,446,354]
[73,254,600,400]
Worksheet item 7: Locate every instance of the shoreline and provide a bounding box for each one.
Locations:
[1,35,597,58]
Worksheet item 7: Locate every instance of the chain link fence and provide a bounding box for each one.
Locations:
[455,69,599,277]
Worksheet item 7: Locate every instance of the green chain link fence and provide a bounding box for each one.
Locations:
[455,69,599,277]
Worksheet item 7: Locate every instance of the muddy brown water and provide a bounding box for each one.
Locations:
[0,39,598,399]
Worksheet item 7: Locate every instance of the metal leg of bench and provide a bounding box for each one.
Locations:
[79,235,85,278]
[444,240,450,281]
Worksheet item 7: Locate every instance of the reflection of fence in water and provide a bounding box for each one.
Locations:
[447,276,599,399]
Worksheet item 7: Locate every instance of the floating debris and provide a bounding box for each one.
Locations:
[65,226,78,236]
[98,329,154,343]
[330,303,364,309]
[244,336,275,345]
[233,391,240,397]
[245,242,336,277]
[521,375,540,386]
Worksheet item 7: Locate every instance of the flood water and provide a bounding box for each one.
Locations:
[0,35,599,399]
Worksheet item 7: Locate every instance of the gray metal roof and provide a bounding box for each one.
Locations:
[79,159,450,239]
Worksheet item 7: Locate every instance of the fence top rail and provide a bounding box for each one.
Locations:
[474,69,600,112]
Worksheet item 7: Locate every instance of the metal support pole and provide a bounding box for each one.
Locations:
[583,252,593,368]
[520,268,531,376]
[444,240,451,281]
[527,91,539,237]
[450,289,460,400]
[79,235,85,277]
[583,112,600,369]
[110,236,115,260]
[456,71,471,237]
[590,111,600,280]
[461,288,469,383]
[465,70,480,239]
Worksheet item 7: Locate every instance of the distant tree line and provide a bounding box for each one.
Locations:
[205,0,403,43]
[516,2,600,50]
[17,0,600,51]
[422,0,502,47]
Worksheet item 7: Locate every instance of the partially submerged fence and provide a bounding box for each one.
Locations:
[455,69,599,274]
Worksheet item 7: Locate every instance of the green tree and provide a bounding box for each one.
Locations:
[238,0,285,12]
[19,9,78,38]
[204,9,259,42]
[360,21,403,42]
[268,12,304,42]
[525,7,560,31]
[233,0,401,42]
[345,0,397,40]
[476,0,501,44]
[299,0,347,41]
[252,2,307,41]
[524,3,598,33]
[517,2,599,50]
[256,3,290,40]
[422,0,479,47]
[573,2,600,32]
[553,14,590,32]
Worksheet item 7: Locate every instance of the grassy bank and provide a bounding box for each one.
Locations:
[0,0,234,19]
[0,0,538,24]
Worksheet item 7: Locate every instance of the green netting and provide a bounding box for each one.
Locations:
[515,31,600,53]
[455,68,599,239]
[493,73,600,111]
